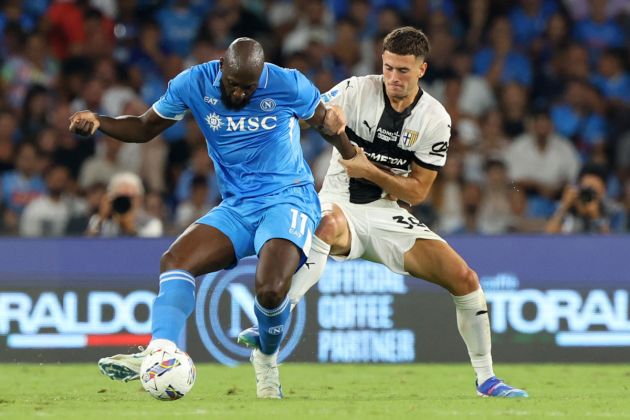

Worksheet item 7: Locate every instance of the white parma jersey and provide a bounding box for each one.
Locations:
[319,75,451,204]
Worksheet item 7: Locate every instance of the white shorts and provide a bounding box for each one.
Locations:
[319,196,445,275]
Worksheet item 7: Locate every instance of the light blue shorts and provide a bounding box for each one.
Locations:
[197,184,320,269]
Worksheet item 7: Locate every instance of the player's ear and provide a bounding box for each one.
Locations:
[418,61,428,79]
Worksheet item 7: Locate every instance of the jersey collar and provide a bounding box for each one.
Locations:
[212,63,269,89]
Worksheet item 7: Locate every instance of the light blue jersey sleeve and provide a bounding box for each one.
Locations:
[152,68,191,120]
[291,70,320,120]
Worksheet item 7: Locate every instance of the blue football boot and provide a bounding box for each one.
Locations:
[477,377,529,398]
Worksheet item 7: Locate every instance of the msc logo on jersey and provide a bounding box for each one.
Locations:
[401,129,419,147]
[226,116,278,132]
[195,257,306,366]
[205,113,224,131]
[260,98,276,112]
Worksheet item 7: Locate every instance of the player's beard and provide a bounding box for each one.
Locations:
[220,82,250,110]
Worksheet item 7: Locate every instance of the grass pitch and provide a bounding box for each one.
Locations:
[1,363,629,419]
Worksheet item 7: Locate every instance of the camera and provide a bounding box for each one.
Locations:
[578,186,596,203]
[111,195,132,214]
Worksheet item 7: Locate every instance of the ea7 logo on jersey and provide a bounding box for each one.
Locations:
[430,141,448,157]
[204,96,218,105]
[401,129,419,147]
[226,116,278,132]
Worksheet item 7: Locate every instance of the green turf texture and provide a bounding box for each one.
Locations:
[1,363,628,419]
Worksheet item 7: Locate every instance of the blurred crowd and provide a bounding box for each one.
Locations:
[0,0,629,237]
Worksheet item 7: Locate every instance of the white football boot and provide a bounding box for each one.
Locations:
[98,339,175,382]
[250,349,283,399]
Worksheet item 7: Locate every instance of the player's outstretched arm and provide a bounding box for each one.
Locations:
[69,108,176,143]
[306,103,356,160]
[340,150,437,205]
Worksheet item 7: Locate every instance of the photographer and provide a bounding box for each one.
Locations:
[86,172,162,237]
[545,164,619,234]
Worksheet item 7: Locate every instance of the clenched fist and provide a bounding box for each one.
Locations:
[321,105,346,136]
[69,111,100,136]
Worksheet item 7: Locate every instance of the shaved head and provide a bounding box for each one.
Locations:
[224,37,265,72]
[220,38,265,109]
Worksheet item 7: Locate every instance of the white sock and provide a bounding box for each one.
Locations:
[148,338,177,351]
[254,348,277,362]
[451,288,494,384]
[288,235,331,310]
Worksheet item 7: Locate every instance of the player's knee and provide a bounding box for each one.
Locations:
[315,213,342,244]
[160,249,189,273]
[454,266,479,295]
[256,284,287,309]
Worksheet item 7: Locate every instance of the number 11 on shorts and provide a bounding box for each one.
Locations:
[289,208,308,237]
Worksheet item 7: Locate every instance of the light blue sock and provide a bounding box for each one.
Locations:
[254,296,291,355]
[152,270,196,343]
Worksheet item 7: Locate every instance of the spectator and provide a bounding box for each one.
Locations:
[154,0,203,57]
[573,0,625,61]
[1,142,46,233]
[20,85,52,142]
[65,181,106,235]
[116,98,167,194]
[546,164,624,234]
[20,165,87,236]
[174,175,213,231]
[78,135,125,189]
[1,31,59,110]
[473,17,533,88]
[431,151,466,234]
[283,0,334,55]
[499,82,529,138]
[504,108,581,219]
[44,0,87,59]
[463,110,509,183]
[551,79,608,159]
[86,171,162,237]
[508,0,559,48]
[591,49,630,104]
[476,159,516,234]
[175,145,220,207]
[430,47,496,118]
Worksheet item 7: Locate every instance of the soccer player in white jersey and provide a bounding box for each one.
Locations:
[240,27,528,398]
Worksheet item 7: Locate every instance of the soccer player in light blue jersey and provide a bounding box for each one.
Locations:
[69,38,355,399]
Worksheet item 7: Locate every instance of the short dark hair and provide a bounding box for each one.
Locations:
[382,26,430,60]
[579,163,608,184]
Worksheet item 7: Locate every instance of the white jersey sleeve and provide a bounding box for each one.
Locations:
[409,109,451,170]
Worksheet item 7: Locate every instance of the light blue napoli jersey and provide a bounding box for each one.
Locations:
[152,61,320,201]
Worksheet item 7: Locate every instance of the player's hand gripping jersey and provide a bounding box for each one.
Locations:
[153,61,320,202]
[319,75,451,204]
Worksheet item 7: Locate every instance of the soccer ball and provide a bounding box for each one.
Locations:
[140,347,196,401]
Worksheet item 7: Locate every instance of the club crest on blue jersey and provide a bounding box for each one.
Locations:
[260,98,276,111]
